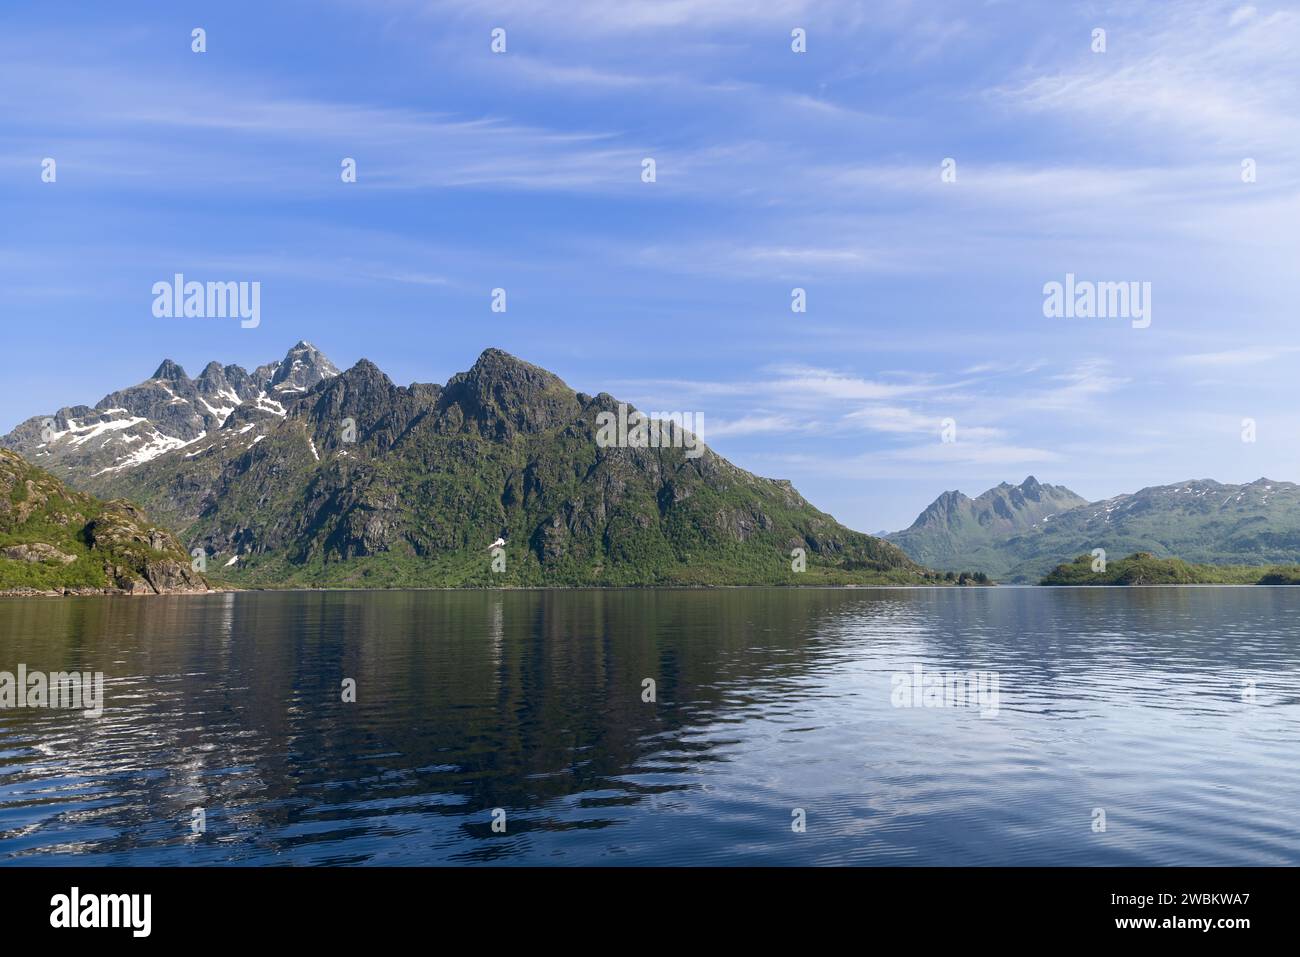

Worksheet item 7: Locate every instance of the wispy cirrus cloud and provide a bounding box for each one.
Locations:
[706,414,805,438]
[885,442,1062,467]
[1173,347,1300,368]
[381,0,847,32]
[993,1,1300,152]
[5,0,1299,535]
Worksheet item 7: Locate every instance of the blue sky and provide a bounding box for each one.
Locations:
[3,0,1299,531]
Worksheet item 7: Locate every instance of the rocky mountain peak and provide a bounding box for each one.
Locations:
[318,358,392,400]
[152,359,189,382]
[463,348,562,386]
[268,340,340,394]
[441,348,580,438]
[888,477,1091,573]
[298,359,400,439]
[910,489,970,529]
[2,342,342,479]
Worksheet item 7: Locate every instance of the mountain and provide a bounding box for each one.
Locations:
[997,478,1300,581]
[51,347,936,587]
[0,448,209,595]
[891,476,1300,582]
[886,477,1088,577]
[1,341,338,479]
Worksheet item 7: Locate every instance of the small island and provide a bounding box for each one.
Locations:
[1040,551,1300,585]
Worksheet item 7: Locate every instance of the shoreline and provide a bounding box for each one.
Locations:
[5,581,1299,599]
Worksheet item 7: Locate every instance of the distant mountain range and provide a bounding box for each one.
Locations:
[886,477,1087,578]
[3,345,935,587]
[888,475,1300,581]
[2,341,338,478]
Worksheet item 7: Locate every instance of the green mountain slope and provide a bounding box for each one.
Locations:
[998,478,1300,581]
[892,476,1300,582]
[0,448,209,595]
[886,476,1088,576]
[88,348,939,587]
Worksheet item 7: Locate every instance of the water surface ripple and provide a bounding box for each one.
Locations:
[1,587,1297,865]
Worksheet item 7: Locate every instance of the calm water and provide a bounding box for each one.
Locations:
[1,587,1297,866]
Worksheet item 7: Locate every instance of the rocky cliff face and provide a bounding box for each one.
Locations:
[0,448,209,595]
[83,347,934,587]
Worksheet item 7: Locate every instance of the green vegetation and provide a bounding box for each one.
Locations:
[938,570,992,585]
[0,448,207,594]
[1041,551,1300,585]
[94,350,960,589]
[209,548,950,589]
[892,476,1300,582]
[887,477,1088,579]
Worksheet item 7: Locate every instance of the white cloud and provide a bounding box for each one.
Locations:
[1173,347,1299,367]
[994,2,1300,152]
[1228,5,1259,27]
[706,414,804,438]
[843,405,1005,438]
[399,0,824,32]
[887,442,1062,467]
[844,405,938,434]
